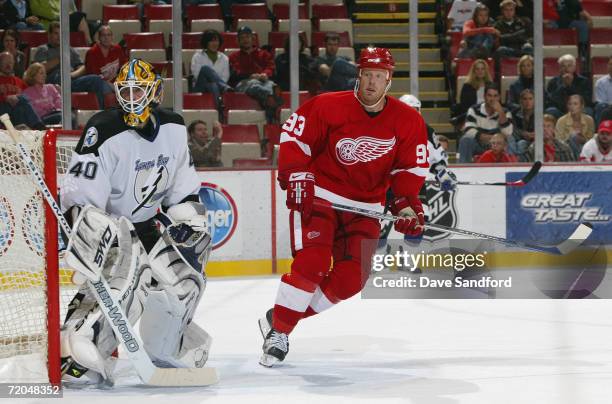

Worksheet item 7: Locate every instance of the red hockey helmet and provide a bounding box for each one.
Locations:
[357,47,395,73]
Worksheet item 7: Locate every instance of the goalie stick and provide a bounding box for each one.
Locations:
[425,161,542,187]
[0,114,218,387]
[314,200,593,255]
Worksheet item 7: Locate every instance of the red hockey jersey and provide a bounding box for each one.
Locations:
[278,91,429,210]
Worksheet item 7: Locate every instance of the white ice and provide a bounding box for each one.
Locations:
[43,276,612,404]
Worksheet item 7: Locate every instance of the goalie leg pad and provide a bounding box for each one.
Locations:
[140,235,208,367]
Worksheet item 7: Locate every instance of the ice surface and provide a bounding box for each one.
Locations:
[47,276,612,404]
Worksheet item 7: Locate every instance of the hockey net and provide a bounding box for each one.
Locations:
[0,129,80,384]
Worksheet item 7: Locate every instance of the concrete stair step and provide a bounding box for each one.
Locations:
[353,22,436,35]
[391,48,441,63]
[355,33,438,44]
[353,12,437,20]
[421,108,451,124]
[391,77,446,92]
[394,62,444,72]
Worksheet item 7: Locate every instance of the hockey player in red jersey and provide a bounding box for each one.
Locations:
[258,47,429,367]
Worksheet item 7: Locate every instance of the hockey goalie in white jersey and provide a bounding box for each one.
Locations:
[59,59,212,385]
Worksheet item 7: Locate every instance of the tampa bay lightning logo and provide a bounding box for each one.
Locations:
[198,183,237,250]
[0,196,15,256]
[84,127,98,147]
[132,155,170,214]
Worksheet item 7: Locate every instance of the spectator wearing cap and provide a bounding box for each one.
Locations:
[310,32,357,92]
[229,26,281,123]
[594,56,612,126]
[521,114,575,162]
[579,120,612,162]
[459,83,515,163]
[475,133,518,163]
[555,94,595,157]
[545,54,593,119]
[191,29,232,107]
[493,0,533,59]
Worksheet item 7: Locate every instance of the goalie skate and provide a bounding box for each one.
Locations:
[258,309,289,367]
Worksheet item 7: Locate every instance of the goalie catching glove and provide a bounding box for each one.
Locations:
[390,195,425,236]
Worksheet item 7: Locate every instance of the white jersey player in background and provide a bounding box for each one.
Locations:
[59,59,213,386]
[380,94,457,244]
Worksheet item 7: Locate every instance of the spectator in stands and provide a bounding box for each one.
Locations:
[191,29,232,107]
[520,114,575,162]
[21,62,62,125]
[0,52,44,130]
[30,0,93,45]
[447,0,478,32]
[484,0,533,20]
[455,59,493,119]
[475,133,518,162]
[594,56,612,126]
[513,88,535,153]
[545,54,592,119]
[188,119,223,167]
[0,0,44,30]
[457,3,499,59]
[544,0,592,53]
[506,55,533,111]
[555,94,595,157]
[229,26,281,123]
[0,30,26,78]
[459,83,514,162]
[580,119,611,162]
[84,25,127,85]
[311,32,357,92]
[34,22,113,109]
[493,0,532,59]
[275,36,314,92]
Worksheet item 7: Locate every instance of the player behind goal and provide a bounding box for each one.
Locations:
[59,59,213,385]
[258,47,429,367]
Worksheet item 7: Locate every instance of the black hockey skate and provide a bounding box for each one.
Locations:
[258,308,289,367]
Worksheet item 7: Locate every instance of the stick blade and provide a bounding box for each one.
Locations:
[146,366,219,387]
[555,222,593,255]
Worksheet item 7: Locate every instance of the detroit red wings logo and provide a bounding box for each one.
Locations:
[335,136,396,165]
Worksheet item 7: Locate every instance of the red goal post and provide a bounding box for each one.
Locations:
[0,129,81,385]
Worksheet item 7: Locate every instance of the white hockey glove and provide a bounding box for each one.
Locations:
[434,166,457,191]
[64,205,119,284]
[157,201,213,273]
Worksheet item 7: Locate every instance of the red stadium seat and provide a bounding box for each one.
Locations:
[280,91,311,108]
[310,31,351,47]
[124,32,165,50]
[222,124,260,143]
[543,28,578,45]
[223,92,263,110]
[220,32,259,50]
[582,1,612,16]
[232,158,272,168]
[272,4,308,19]
[590,28,612,44]
[592,57,610,75]
[448,31,462,59]
[268,31,309,49]
[145,4,172,20]
[185,4,223,20]
[72,92,100,110]
[230,3,269,20]
[19,30,47,48]
[180,32,203,49]
[184,93,217,109]
[312,4,348,20]
[454,58,494,77]
[103,5,139,22]
[500,58,520,76]
[264,124,281,145]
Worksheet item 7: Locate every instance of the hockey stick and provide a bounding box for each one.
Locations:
[0,114,218,387]
[315,200,593,255]
[425,161,542,187]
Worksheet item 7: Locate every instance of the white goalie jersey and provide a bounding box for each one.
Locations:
[60,107,200,223]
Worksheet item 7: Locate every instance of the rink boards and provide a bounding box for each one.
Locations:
[197,163,612,277]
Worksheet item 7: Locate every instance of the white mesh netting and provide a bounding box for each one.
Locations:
[0,130,79,382]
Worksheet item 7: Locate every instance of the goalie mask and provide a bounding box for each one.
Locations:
[115,59,163,128]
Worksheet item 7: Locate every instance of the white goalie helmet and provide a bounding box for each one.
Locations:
[399,94,421,112]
